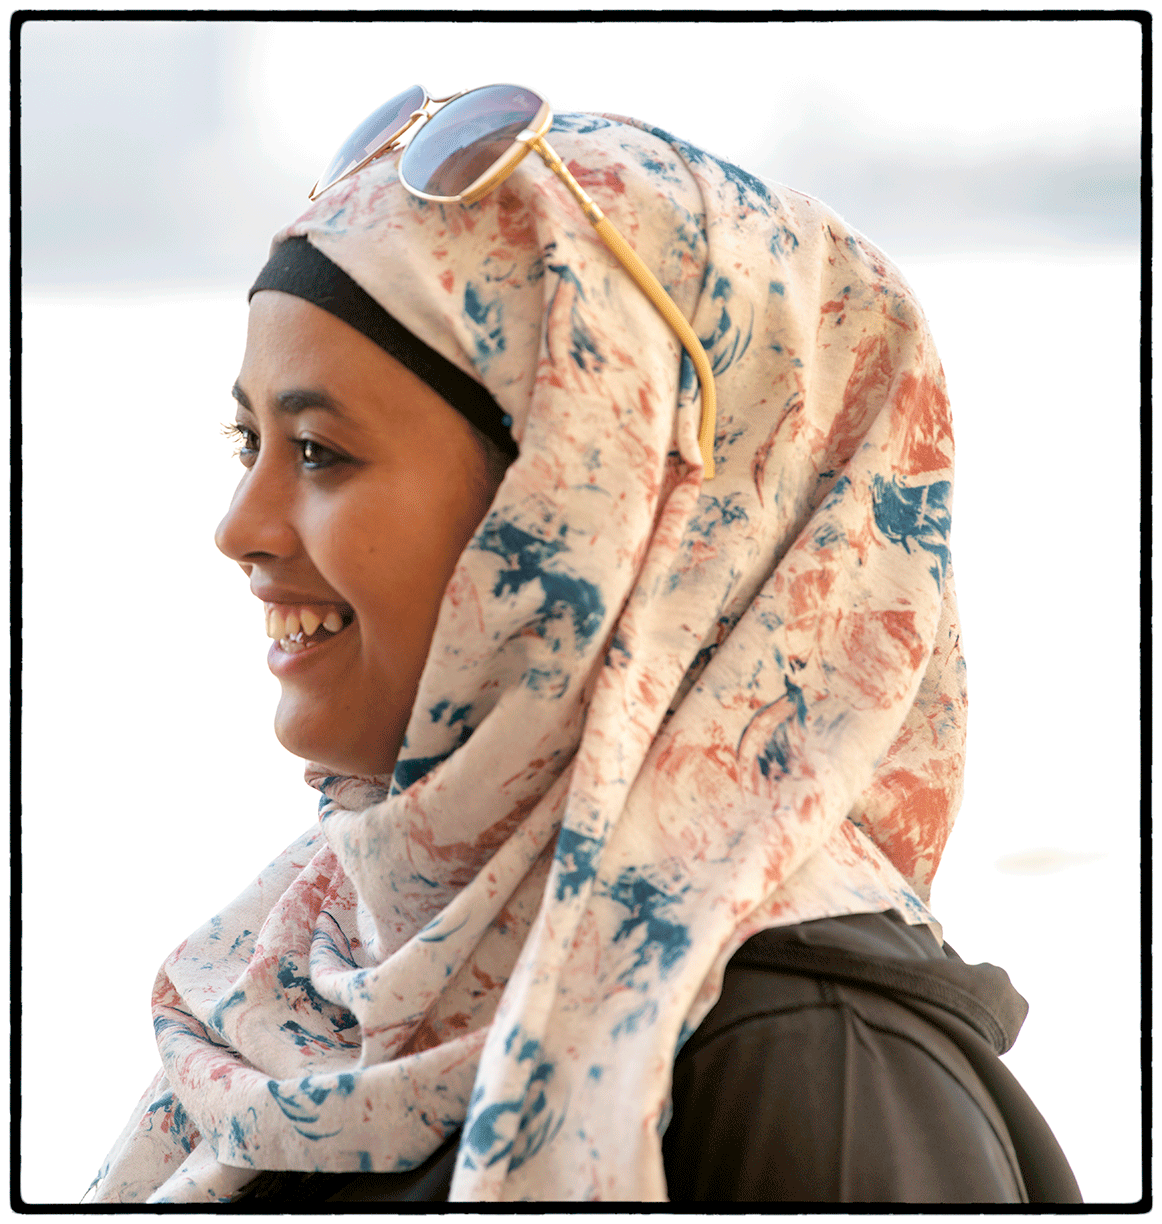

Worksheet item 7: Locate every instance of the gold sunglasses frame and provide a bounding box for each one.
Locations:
[310,85,717,478]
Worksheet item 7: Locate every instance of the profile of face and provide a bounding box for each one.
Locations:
[216,291,503,778]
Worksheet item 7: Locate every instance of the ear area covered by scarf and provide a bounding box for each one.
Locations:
[92,114,964,1204]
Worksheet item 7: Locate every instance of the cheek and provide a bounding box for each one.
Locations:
[325,489,477,651]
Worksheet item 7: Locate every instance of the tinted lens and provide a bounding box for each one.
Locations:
[400,85,544,198]
[315,85,426,195]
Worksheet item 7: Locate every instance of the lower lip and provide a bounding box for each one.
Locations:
[266,624,353,677]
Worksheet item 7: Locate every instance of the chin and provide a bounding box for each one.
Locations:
[273,699,399,779]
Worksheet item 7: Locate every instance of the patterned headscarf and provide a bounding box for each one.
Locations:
[93,112,966,1203]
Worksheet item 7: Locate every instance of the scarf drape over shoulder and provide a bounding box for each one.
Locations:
[94,112,966,1203]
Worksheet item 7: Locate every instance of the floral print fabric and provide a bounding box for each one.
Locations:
[93,112,966,1202]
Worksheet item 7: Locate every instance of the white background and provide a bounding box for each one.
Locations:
[18,16,1144,1207]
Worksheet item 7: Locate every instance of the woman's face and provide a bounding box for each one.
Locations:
[216,291,502,778]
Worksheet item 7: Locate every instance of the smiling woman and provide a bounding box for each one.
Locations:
[217,292,504,778]
[87,92,1082,1205]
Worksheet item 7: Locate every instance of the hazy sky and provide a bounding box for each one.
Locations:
[19,16,1142,285]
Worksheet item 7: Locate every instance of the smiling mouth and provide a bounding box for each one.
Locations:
[265,603,356,653]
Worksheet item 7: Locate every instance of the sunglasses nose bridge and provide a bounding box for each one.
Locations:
[403,94,455,145]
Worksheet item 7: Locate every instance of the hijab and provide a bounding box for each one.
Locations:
[92,111,966,1203]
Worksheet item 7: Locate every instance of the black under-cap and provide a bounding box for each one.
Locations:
[249,236,518,457]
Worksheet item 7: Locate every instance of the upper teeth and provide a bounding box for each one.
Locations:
[265,605,346,640]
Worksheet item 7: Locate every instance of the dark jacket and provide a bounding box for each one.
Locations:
[233,911,1081,1206]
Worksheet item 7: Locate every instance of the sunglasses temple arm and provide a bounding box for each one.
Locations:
[529,138,716,479]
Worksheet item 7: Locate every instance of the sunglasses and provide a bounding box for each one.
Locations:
[310,84,717,478]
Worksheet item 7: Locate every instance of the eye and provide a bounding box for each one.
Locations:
[223,421,258,466]
[297,438,343,470]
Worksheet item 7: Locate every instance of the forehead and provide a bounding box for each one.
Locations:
[236,290,478,453]
[241,291,370,380]
[239,291,413,414]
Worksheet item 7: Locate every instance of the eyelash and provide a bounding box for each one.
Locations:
[222,421,257,460]
[222,423,343,471]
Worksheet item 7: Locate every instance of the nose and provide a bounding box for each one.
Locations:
[214,461,299,565]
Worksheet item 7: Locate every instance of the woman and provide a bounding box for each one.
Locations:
[90,90,1080,1203]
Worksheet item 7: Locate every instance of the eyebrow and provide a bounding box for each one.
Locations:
[231,383,346,416]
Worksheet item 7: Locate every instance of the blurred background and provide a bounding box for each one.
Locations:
[19,16,1143,1206]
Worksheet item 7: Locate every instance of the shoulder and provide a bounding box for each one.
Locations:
[661,945,836,1201]
[660,914,1028,1203]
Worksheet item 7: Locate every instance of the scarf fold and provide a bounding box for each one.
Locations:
[94,111,965,1203]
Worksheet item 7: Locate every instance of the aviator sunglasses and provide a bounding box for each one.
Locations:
[310,83,717,477]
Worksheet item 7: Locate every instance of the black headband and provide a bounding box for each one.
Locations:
[249,236,518,457]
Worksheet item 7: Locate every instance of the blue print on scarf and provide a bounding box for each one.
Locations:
[673,207,708,258]
[812,518,845,550]
[674,1019,697,1055]
[524,666,570,698]
[608,869,691,983]
[480,252,518,284]
[226,929,255,957]
[508,1060,564,1173]
[782,673,808,722]
[463,1033,562,1172]
[679,349,696,395]
[463,1092,523,1167]
[639,124,772,210]
[503,1024,537,1060]
[153,1011,199,1043]
[749,675,809,780]
[822,474,851,510]
[639,155,683,184]
[757,722,793,778]
[476,519,605,645]
[769,225,800,259]
[392,753,445,792]
[698,491,750,533]
[554,827,603,901]
[687,618,729,676]
[311,912,360,971]
[698,273,753,377]
[267,1076,355,1141]
[712,156,772,209]
[281,1019,350,1052]
[332,1009,359,1035]
[143,1092,196,1155]
[546,263,604,373]
[871,475,951,588]
[463,282,505,370]
[206,988,248,1039]
[229,1112,258,1160]
[605,629,632,667]
[677,492,749,555]
[669,493,749,592]
[611,997,660,1039]
[276,956,333,1014]
[393,722,476,793]
[551,112,615,135]
[417,911,472,943]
